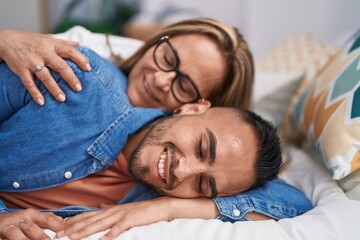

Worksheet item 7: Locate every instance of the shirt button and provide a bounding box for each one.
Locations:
[233,208,241,216]
[64,171,73,179]
[101,161,107,166]
[12,182,20,189]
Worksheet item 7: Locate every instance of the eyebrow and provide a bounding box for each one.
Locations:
[206,128,218,197]
[206,128,217,165]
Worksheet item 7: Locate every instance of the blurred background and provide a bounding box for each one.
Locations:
[0,0,359,60]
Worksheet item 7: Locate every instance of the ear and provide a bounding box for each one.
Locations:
[173,100,211,116]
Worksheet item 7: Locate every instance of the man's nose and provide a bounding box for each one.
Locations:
[154,71,176,92]
[173,157,207,183]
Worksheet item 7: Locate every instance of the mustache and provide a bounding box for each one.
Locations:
[165,142,179,190]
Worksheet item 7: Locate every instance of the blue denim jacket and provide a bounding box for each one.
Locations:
[0,46,313,221]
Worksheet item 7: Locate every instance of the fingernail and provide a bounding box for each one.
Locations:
[58,93,66,102]
[86,63,92,71]
[75,83,82,91]
[37,98,45,106]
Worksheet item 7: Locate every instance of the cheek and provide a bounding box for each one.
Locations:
[164,181,199,198]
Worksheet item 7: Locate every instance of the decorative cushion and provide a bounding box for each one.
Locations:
[253,34,336,126]
[283,30,360,180]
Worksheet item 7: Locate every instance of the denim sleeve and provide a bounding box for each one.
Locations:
[212,178,313,222]
[0,63,33,121]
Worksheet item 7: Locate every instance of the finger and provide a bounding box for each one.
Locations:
[63,211,100,225]
[2,224,30,240]
[59,211,114,239]
[67,215,118,240]
[19,71,45,106]
[56,211,101,238]
[18,220,51,240]
[54,38,80,47]
[46,55,82,92]
[35,66,66,102]
[100,223,128,240]
[54,45,91,71]
[32,212,66,232]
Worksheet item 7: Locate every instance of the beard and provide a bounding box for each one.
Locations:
[127,116,179,189]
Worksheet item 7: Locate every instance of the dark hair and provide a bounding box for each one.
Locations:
[235,108,283,189]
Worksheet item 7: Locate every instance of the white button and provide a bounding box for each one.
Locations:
[233,209,241,216]
[101,161,107,166]
[12,182,20,188]
[64,171,72,179]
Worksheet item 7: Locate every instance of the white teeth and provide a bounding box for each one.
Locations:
[158,152,166,179]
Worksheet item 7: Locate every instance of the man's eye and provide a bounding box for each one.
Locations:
[198,175,203,194]
[198,138,203,159]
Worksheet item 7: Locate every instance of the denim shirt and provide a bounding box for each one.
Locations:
[0,46,313,221]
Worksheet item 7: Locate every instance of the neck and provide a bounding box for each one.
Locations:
[122,118,162,161]
[122,128,147,161]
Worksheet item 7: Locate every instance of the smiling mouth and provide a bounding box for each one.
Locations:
[144,78,160,103]
[157,149,167,184]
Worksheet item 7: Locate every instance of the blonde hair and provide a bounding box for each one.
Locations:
[116,18,254,109]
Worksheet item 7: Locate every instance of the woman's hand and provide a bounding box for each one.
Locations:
[56,197,219,240]
[0,29,91,105]
[0,209,65,240]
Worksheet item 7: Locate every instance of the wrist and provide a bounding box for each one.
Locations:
[166,197,219,220]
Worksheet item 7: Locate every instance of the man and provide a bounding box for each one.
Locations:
[0,48,311,240]
[0,107,310,240]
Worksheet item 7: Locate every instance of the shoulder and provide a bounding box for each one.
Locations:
[60,46,128,91]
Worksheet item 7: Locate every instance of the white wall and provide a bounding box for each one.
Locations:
[240,0,360,58]
[0,0,47,32]
[132,0,360,59]
[1,0,359,60]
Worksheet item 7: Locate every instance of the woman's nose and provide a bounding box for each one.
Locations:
[154,71,176,92]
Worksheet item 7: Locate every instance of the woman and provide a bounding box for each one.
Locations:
[0,18,311,240]
[0,18,254,111]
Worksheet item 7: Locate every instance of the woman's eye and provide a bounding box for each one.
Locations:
[163,54,176,68]
[178,80,189,94]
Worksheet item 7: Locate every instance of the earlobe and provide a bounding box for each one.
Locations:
[173,100,211,116]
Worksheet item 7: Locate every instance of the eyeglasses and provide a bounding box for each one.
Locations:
[153,36,203,104]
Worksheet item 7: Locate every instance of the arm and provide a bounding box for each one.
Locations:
[0,29,90,105]
[56,179,312,240]
[213,178,314,222]
[57,197,218,240]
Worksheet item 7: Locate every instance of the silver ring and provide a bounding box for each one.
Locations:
[1,224,15,239]
[34,64,44,74]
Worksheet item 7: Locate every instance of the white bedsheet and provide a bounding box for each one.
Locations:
[45,146,360,240]
[46,27,360,240]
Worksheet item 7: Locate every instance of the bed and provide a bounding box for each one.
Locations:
[44,26,360,240]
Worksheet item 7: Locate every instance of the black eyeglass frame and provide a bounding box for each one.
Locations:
[153,35,203,104]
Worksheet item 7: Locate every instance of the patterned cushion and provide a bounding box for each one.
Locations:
[254,34,336,126]
[284,30,360,180]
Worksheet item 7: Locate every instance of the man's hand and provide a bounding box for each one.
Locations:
[0,29,90,106]
[0,209,65,240]
[56,197,219,240]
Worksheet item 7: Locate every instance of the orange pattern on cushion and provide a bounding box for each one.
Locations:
[283,30,360,179]
[313,91,344,140]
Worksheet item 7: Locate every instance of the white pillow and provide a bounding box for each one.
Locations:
[53,26,143,60]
